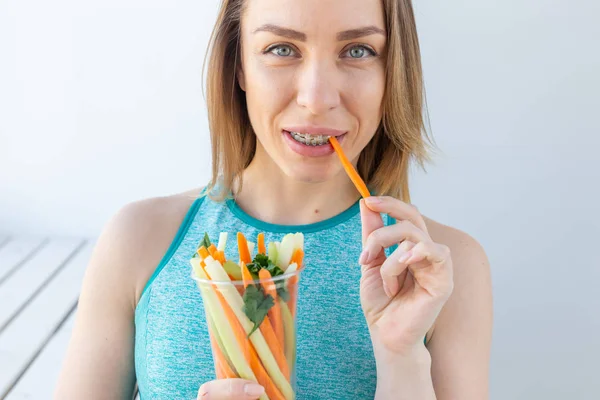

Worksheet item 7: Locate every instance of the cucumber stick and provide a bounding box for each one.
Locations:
[205,258,295,400]
[206,309,237,376]
[279,299,296,373]
[193,267,259,384]
[268,242,278,263]
[276,234,296,270]
[217,232,228,251]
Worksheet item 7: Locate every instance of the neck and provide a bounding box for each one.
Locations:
[233,148,360,226]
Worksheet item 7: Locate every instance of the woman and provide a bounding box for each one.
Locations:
[55,0,492,398]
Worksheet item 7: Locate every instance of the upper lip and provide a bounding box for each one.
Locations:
[283,126,347,137]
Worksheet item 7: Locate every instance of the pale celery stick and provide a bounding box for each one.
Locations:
[247,241,255,257]
[206,311,237,376]
[276,234,296,270]
[294,233,304,253]
[268,242,278,263]
[204,258,295,400]
[217,232,228,251]
[279,298,296,372]
[192,266,259,384]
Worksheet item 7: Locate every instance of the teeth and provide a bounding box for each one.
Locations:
[289,131,331,146]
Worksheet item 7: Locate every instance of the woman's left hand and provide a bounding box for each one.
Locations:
[359,196,454,356]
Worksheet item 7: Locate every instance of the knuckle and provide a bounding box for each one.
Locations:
[369,229,384,243]
[439,244,451,258]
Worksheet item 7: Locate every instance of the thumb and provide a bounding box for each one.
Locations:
[360,199,384,246]
[197,379,265,399]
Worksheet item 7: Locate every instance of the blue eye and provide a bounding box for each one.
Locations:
[267,44,296,57]
[345,45,376,59]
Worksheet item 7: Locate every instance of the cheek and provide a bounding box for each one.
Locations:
[244,61,295,127]
[343,67,385,128]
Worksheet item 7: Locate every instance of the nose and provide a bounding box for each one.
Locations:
[296,59,341,115]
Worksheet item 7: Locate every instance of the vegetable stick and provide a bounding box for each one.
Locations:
[215,290,284,399]
[209,325,236,378]
[286,263,299,319]
[206,259,294,398]
[279,298,296,373]
[290,249,304,266]
[217,232,228,251]
[237,232,252,264]
[258,233,266,254]
[198,246,210,259]
[243,263,291,380]
[193,267,259,385]
[329,136,371,198]
[248,340,287,400]
[241,261,253,288]
[208,244,218,258]
[258,269,285,353]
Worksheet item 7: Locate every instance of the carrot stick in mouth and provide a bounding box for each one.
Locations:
[328,136,371,198]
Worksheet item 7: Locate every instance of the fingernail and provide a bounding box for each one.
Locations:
[359,250,370,264]
[244,383,265,397]
[365,196,381,205]
[382,281,392,298]
[398,251,412,264]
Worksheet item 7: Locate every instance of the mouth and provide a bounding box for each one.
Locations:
[287,131,335,146]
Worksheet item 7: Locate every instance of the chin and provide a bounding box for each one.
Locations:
[282,163,334,184]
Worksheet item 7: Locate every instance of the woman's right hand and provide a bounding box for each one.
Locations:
[197,379,265,399]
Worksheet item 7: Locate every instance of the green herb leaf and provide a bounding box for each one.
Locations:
[201,232,211,249]
[242,285,274,336]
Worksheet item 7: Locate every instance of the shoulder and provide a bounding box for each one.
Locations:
[422,215,493,340]
[87,187,204,309]
[424,216,490,274]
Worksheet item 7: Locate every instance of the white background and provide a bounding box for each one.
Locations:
[1,0,599,398]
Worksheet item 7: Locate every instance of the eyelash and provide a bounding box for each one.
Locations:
[263,44,378,59]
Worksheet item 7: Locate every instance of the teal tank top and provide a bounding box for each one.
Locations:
[134,190,399,399]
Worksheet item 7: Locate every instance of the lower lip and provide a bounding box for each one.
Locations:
[282,130,346,157]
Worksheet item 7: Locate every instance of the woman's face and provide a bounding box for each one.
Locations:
[239,0,386,183]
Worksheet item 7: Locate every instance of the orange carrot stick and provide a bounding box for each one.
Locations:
[241,262,290,380]
[209,331,236,378]
[290,248,304,266]
[257,233,266,255]
[329,136,371,198]
[237,232,252,264]
[215,263,287,398]
[259,269,285,350]
[241,261,253,288]
[248,338,287,400]
[198,246,210,259]
[215,290,285,398]
[208,244,218,257]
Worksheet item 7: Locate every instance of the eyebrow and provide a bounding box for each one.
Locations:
[252,24,386,42]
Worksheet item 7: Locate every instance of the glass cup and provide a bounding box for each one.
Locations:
[193,266,302,400]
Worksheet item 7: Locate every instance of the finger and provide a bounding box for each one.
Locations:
[380,240,417,297]
[360,199,384,246]
[364,196,428,233]
[405,241,454,298]
[405,241,451,269]
[362,220,430,264]
[197,379,265,400]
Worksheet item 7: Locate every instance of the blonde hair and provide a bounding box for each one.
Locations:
[203,0,433,202]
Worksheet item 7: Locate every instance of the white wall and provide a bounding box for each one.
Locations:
[1,0,599,398]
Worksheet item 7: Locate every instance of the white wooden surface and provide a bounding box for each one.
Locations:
[0,239,82,331]
[0,238,46,284]
[0,238,91,399]
[5,312,76,400]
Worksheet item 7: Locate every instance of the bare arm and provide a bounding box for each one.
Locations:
[54,194,197,399]
[428,222,493,399]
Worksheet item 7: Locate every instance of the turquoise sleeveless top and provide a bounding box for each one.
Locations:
[134,190,399,399]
